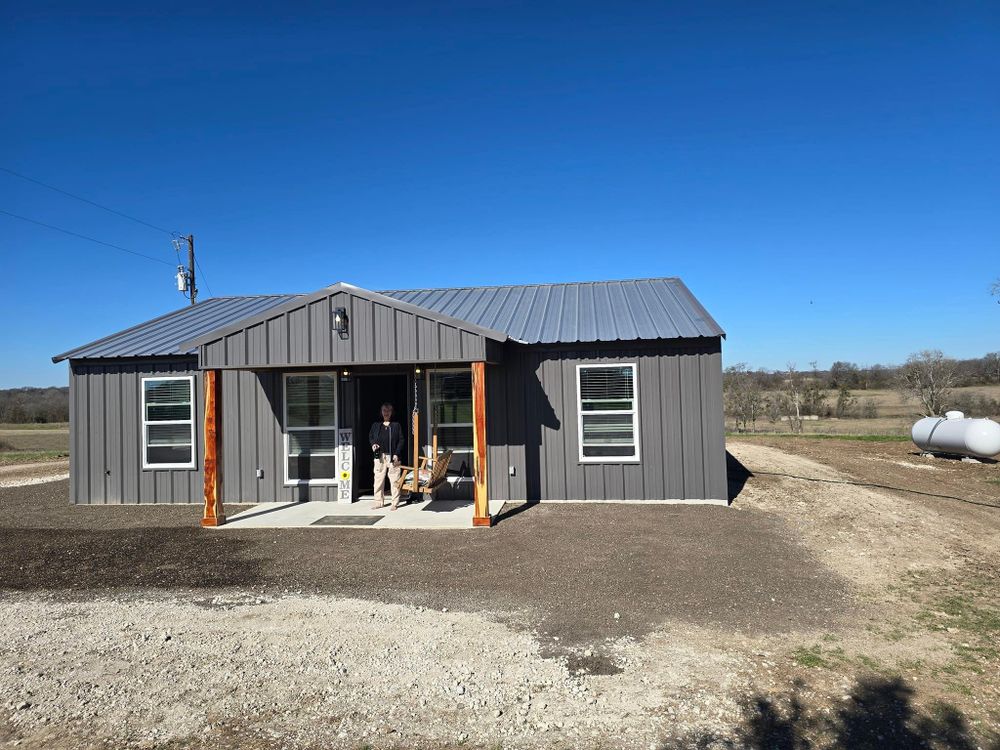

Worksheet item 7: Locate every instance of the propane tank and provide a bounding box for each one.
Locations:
[911,411,1000,458]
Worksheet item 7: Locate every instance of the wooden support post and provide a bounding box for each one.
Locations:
[471,361,491,527]
[200,369,225,527]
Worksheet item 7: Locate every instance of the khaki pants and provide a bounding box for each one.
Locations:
[373,455,402,507]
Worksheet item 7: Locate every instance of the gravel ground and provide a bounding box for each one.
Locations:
[0,459,69,488]
[1,440,998,749]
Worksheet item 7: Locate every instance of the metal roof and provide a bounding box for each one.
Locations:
[52,295,299,362]
[380,278,724,344]
[53,277,723,362]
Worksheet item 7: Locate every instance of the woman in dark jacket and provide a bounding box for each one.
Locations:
[369,402,405,509]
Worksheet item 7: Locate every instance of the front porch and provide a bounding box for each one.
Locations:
[215,496,507,530]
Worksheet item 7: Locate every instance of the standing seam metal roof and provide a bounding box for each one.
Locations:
[52,277,723,362]
[51,295,300,362]
[379,278,724,344]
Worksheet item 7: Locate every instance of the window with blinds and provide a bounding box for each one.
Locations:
[284,373,338,484]
[577,364,640,462]
[428,370,474,479]
[142,376,195,468]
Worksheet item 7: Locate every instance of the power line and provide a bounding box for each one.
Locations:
[0,209,175,266]
[193,254,214,297]
[2,165,219,297]
[0,166,178,237]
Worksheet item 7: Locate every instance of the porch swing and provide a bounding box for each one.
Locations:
[396,397,453,499]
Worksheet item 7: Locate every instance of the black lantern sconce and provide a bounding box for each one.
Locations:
[332,307,349,339]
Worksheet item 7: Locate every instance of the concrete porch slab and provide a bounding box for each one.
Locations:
[217,498,506,530]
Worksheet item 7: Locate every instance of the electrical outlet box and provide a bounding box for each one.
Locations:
[509,465,516,476]
[256,468,264,479]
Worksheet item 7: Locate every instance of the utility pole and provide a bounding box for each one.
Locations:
[186,234,197,305]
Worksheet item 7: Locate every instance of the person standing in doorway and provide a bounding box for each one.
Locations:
[369,402,404,510]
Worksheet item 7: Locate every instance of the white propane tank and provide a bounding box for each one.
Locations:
[911,411,1000,458]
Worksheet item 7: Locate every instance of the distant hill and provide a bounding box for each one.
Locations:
[0,386,69,423]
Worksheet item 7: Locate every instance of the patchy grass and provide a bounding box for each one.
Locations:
[726,432,911,442]
[0,450,69,465]
[793,645,830,669]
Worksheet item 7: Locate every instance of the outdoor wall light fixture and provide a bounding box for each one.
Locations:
[332,307,349,338]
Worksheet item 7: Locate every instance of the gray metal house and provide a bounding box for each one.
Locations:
[52,277,727,527]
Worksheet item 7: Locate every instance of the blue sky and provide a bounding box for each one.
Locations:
[2,1,997,388]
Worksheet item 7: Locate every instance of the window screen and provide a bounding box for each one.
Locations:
[428,370,474,478]
[285,374,337,483]
[142,377,195,468]
[578,364,639,461]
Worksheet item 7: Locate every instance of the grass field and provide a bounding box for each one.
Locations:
[0,423,69,464]
[728,384,1000,436]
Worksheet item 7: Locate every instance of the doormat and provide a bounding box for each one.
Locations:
[311,515,381,526]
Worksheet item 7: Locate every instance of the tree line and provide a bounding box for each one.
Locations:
[725,351,1000,432]
[0,387,70,423]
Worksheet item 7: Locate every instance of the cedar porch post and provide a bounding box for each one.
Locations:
[471,361,491,527]
[200,369,226,527]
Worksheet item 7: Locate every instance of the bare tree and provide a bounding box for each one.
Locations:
[783,363,804,433]
[724,364,767,432]
[896,350,958,416]
[985,351,1000,384]
[991,278,1000,301]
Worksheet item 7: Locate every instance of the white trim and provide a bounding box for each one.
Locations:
[283,371,339,486]
[576,363,641,464]
[141,375,196,470]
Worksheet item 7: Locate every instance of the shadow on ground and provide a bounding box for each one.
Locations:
[662,676,999,750]
[727,450,754,503]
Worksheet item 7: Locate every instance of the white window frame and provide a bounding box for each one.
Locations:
[576,363,640,464]
[141,375,196,470]
[425,367,475,484]
[283,371,339,487]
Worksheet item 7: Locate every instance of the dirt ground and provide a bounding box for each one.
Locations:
[1,438,998,749]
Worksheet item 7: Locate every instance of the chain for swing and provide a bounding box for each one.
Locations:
[410,369,420,434]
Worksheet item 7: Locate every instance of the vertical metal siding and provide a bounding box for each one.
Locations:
[198,289,488,368]
[486,338,726,502]
[68,358,203,504]
[219,368,347,504]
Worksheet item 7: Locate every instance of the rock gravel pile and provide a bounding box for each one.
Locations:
[0,593,744,749]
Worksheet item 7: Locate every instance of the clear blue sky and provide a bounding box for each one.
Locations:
[2,1,997,388]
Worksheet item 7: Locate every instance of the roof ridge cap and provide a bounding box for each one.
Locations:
[379,276,682,294]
